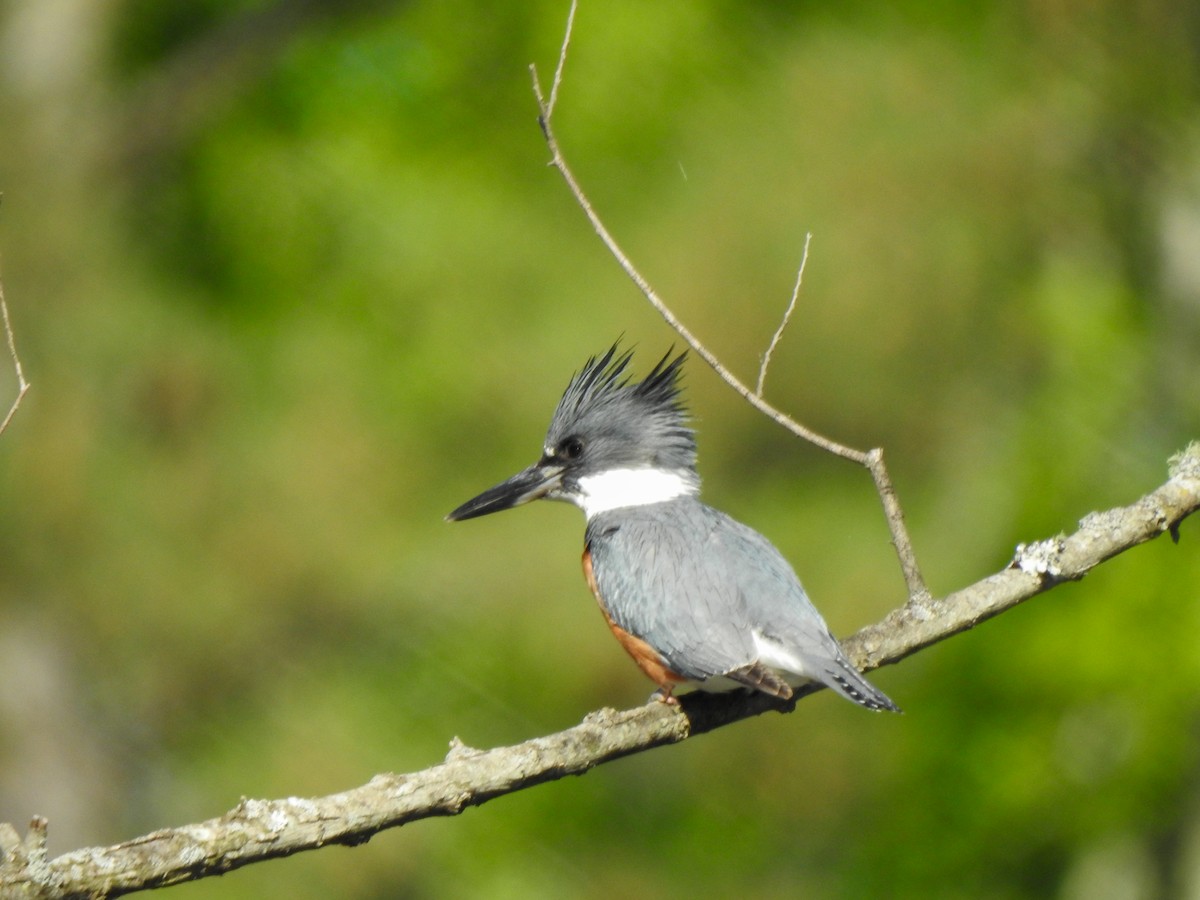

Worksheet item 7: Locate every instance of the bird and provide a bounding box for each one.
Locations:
[446,343,899,712]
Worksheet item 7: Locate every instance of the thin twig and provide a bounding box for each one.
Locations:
[545,0,577,119]
[531,8,930,602]
[0,268,30,437]
[532,68,856,460]
[756,232,811,397]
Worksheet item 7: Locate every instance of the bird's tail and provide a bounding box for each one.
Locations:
[821,657,900,713]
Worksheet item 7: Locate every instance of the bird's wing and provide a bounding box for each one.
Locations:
[708,509,846,663]
[586,501,898,711]
[712,510,901,712]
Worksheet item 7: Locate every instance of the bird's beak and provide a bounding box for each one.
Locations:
[445,462,564,522]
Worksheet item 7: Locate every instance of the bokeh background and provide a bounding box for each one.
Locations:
[1,1,1199,897]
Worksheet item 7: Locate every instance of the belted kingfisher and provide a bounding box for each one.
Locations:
[447,344,898,712]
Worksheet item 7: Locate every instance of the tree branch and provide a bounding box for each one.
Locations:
[756,232,811,398]
[530,5,930,602]
[0,264,31,437]
[2,445,1197,897]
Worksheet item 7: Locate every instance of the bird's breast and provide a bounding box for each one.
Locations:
[582,545,684,689]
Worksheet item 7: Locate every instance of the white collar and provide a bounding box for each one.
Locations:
[567,467,698,518]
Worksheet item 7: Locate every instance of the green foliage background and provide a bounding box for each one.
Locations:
[1,1,1199,896]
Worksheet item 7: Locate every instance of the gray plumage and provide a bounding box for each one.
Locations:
[448,343,898,712]
[586,497,897,710]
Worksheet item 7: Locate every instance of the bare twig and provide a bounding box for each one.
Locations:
[3,446,1197,897]
[531,8,930,602]
[545,0,577,118]
[756,232,812,397]
[0,267,31,437]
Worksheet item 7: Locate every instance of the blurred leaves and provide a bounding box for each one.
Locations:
[1,0,1198,896]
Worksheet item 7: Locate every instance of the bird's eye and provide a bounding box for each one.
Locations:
[558,437,584,460]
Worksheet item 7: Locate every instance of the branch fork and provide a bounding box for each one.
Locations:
[531,0,930,604]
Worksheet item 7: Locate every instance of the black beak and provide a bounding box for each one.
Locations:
[445,462,565,522]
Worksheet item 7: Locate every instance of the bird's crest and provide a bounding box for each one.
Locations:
[547,342,696,473]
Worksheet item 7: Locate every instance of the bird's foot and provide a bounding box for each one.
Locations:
[649,687,680,706]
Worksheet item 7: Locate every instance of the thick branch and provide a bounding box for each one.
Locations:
[3,445,1197,898]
